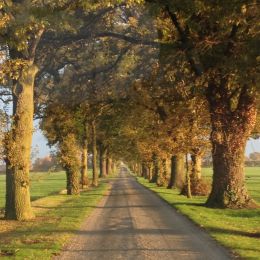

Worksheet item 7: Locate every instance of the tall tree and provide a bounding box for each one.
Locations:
[145,1,259,208]
[41,104,81,195]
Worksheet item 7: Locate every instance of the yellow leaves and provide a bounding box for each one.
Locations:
[128,17,138,28]
[241,5,247,14]
[0,13,10,29]
[0,59,29,84]
[125,0,144,7]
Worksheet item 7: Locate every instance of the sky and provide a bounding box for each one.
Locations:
[32,127,51,158]
[32,123,260,159]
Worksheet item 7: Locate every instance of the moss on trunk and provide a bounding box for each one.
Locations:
[167,154,185,189]
[106,157,112,175]
[190,153,202,181]
[5,64,38,220]
[66,168,80,195]
[81,145,89,189]
[59,134,80,195]
[99,144,107,178]
[206,80,257,208]
[157,159,168,187]
[91,121,98,187]
[151,154,159,183]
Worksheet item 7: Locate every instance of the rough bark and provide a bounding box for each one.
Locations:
[106,157,112,175]
[99,144,107,178]
[185,154,192,199]
[147,164,153,182]
[138,163,142,176]
[151,154,159,183]
[81,143,89,189]
[157,159,168,187]
[190,153,202,181]
[5,64,38,220]
[4,28,44,220]
[141,163,148,178]
[66,167,80,195]
[91,121,98,187]
[59,133,80,195]
[112,161,117,174]
[5,160,15,219]
[167,154,185,189]
[206,80,257,208]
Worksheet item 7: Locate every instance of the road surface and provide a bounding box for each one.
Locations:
[56,167,232,260]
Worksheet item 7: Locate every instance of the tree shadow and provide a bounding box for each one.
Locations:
[33,204,162,210]
[208,227,260,238]
[169,202,205,207]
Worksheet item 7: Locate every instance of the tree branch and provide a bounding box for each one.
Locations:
[164,5,204,76]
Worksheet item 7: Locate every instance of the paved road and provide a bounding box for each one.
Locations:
[57,167,232,260]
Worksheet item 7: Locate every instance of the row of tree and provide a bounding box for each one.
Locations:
[0,0,259,220]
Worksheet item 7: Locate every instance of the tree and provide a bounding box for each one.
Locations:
[168,154,185,189]
[0,0,81,220]
[144,1,259,208]
[41,103,81,195]
[80,124,89,188]
[1,0,142,220]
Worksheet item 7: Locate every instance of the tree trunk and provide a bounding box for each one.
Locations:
[106,157,112,175]
[167,154,185,189]
[185,154,192,199]
[148,164,153,182]
[5,160,15,219]
[81,141,89,189]
[112,161,117,174]
[190,152,202,180]
[157,159,167,187]
[66,168,80,195]
[151,154,159,183]
[99,144,107,178]
[91,120,98,187]
[141,163,147,178]
[59,134,81,195]
[206,80,257,208]
[5,64,38,220]
[138,163,142,176]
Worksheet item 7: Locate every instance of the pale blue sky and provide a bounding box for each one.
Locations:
[32,128,51,158]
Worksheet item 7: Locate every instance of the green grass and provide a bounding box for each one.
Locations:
[0,172,67,209]
[0,181,109,259]
[137,167,260,260]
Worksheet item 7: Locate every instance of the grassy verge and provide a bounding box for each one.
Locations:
[137,167,260,260]
[0,181,109,259]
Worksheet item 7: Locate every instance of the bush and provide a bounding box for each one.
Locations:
[181,178,210,196]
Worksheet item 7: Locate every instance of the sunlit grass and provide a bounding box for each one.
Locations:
[137,167,260,260]
[0,181,109,259]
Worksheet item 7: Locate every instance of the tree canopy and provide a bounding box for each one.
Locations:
[0,0,259,220]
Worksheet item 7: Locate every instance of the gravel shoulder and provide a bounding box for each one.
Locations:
[56,168,233,260]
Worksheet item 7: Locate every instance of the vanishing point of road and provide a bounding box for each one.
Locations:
[57,167,232,260]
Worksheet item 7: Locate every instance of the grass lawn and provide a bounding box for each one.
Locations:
[0,172,67,209]
[137,167,260,260]
[0,181,109,259]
